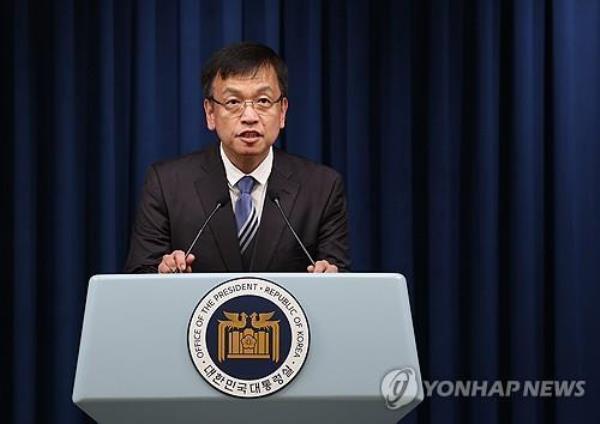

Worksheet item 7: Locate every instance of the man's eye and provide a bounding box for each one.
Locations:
[257,98,272,106]
[225,99,241,106]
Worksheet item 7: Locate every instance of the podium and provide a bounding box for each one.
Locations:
[73,273,423,423]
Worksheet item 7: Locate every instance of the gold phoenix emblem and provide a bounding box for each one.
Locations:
[217,311,280,363]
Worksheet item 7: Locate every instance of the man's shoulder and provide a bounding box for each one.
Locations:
[149,144,219,178]
[273,147,343,183]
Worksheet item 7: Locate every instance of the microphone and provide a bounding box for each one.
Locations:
[181,196,230,264]
[268,190,316,267]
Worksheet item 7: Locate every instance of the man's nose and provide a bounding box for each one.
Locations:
[240,101,260,124]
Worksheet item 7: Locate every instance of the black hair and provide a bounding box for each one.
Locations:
[201,42,288,98]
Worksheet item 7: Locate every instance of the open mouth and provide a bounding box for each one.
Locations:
[238,130,262,140]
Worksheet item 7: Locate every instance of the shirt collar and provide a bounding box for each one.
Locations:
[219,143,273,188]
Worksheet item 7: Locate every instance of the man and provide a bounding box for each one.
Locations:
[124,42,350,274]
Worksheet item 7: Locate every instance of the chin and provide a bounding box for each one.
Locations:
[236,145,262,154]
[235,141,269,154]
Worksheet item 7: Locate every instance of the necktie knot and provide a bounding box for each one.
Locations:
[237,175,255,194]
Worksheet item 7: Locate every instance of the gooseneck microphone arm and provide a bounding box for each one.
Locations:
[269,191,316,267]
[184,196,231,259]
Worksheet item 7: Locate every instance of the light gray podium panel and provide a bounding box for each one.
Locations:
[73,273,422,423]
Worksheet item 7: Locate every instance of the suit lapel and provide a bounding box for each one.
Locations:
[194,146,243,271]
[251,151,299,271]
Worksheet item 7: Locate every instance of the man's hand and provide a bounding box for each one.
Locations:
[307,260,338,273]
[158,250,195,273]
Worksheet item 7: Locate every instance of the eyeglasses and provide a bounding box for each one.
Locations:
[208,94,284,116]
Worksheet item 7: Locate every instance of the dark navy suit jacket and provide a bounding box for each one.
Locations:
[124,144,350,273]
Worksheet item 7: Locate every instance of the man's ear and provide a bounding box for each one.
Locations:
[204,98,216,130]
[279,97,288,129]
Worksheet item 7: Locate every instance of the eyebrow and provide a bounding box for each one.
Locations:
[221,85,275,96]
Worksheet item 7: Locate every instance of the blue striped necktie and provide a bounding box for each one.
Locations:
[235,176,259,254]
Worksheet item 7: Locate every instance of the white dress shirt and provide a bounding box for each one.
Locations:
[219,144,273,226]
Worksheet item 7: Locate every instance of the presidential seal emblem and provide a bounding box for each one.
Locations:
[187,277,310,398]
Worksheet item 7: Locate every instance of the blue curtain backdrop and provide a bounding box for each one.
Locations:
[2,0,599,423]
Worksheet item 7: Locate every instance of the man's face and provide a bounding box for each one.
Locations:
[204,65,288,170]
